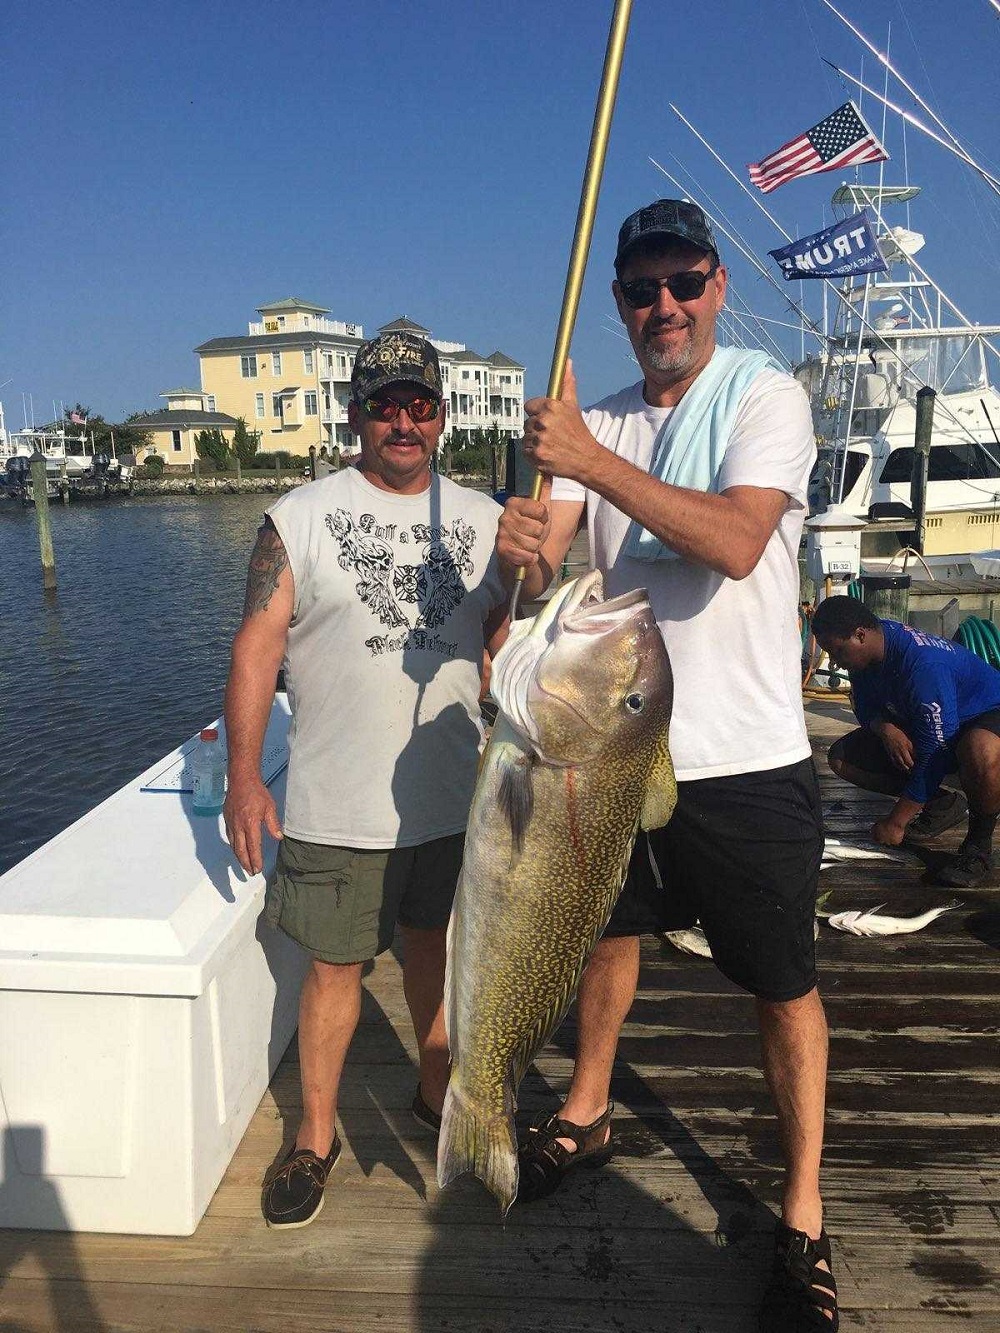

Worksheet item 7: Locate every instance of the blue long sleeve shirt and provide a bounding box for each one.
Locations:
[850,619,1000,802]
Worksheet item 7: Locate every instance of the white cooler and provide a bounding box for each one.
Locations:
[0,697,308,1235]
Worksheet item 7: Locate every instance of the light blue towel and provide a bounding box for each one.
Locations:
[625,346,781,562]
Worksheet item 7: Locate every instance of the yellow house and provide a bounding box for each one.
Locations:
[193,300,526,454]
[129,389,238,468]
[195,299,363,455]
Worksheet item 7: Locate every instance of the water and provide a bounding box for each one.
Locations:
[0,494,273,875]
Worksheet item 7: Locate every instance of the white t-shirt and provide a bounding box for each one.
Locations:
[552,370,814,781]
[267,468,505,848]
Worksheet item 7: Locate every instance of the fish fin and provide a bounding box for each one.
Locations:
[497,754,535,853]
[437,1077,518,1216]
[443,885,460,1053]
[640,735,677,832]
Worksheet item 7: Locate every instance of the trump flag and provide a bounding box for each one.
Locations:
[768,213,888,281]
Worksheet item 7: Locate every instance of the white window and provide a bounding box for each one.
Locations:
[304,391,318,416]
[323,352,333,372]
[272,351,282,375]
[276,316,285,329]
[272,394,284,420]
[241,354,257,378]
[255,393,265,418]
[303,350,314,374]
[475,370,481,382]
[303,315,310,328]
[206,395,216,413]
[337,353,348,376]
[323,391,331,411]
[171,430,182,452]
[462,370,470,381]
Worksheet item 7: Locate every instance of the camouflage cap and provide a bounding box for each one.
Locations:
[350,332,443,404]
[615,198,719,272]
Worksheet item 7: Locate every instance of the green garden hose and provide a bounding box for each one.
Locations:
[955,616,1000,669]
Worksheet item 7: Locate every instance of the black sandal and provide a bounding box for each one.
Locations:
[760,1220,839,1331]
[515,1102,614,1204]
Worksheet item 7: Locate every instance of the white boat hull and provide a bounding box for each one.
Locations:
[0,698,308,1235]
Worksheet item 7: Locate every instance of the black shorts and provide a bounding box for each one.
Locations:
[831,709,1000,787]
[604,758,824,1002]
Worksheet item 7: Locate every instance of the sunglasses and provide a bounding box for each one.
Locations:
[362,393,440,423]
[618,264,719,309]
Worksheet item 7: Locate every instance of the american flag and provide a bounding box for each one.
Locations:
[70,411,87,424]
[749,102,888,194]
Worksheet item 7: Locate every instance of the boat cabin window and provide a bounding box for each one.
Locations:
[809,449,867,508]
[887,335,988,395]
[880,443,1000,483]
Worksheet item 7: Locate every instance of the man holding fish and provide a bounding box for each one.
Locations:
[496,200,836,1330]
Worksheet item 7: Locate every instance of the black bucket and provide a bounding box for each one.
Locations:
[859,573,911,622]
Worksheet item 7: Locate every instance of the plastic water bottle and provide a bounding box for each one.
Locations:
[192,727,226,816]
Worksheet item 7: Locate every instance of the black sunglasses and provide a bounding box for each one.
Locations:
[618,264,719,309]
[362,393,440,423]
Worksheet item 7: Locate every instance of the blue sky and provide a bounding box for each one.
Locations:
[3,0,998,427]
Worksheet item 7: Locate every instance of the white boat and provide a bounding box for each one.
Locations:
[0,408,132,501]
[802,183,1000,579]
[0,699,305,1235]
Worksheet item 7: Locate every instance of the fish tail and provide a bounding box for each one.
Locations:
[436,1078,518,1216]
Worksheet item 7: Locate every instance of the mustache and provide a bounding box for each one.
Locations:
[643,316,692,334]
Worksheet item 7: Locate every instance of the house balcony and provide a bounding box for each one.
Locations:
[248,317,365,338]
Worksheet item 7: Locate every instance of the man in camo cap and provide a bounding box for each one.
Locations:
[224,328,508,1229]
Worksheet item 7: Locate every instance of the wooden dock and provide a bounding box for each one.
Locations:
[2,700,998,1331]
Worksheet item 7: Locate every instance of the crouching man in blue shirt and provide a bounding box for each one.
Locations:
[812,596,1000,887]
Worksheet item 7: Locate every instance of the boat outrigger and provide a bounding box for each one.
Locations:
[800,182,1000,577]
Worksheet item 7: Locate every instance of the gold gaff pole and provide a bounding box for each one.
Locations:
[509,0,633,621]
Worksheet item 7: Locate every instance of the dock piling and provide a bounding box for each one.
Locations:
[30,453,57,591]
[910,386,936,554]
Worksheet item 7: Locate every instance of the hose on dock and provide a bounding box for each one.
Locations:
[955,616,1000,669]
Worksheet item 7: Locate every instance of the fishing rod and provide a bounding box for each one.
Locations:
[823,61,1000,197]
[821,0,1000,185]
[509,0,633,621]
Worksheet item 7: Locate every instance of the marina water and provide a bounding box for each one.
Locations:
[0,494,275,876]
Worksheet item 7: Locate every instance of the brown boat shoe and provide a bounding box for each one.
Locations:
[262,1135,342,1229]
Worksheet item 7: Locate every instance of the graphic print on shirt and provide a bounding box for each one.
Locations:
[326,509,477,657]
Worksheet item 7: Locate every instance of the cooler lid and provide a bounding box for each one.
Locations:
[0,698,291,997]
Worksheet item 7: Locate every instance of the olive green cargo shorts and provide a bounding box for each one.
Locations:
[263,832,464,964]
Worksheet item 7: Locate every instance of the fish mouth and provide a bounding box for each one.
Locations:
[537,584,653,736]
[560,584,649,635]
[490,573,656,755]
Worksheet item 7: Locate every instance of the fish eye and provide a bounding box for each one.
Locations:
[624,693,645,714]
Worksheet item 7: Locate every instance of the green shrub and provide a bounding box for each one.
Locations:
[141,454,165,477]
[251,450,307,470]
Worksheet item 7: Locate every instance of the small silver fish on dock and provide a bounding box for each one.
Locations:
[662,911,822,960]
[438,571,675,1215]
[821,836,911,867]
[827,902,961,936]
[661,926,714,958]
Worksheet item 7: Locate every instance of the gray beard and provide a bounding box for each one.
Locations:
[639,325,694,374]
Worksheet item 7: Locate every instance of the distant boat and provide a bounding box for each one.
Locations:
[0,418,132,503]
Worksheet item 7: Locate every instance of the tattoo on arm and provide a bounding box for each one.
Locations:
[243,518,289,618]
